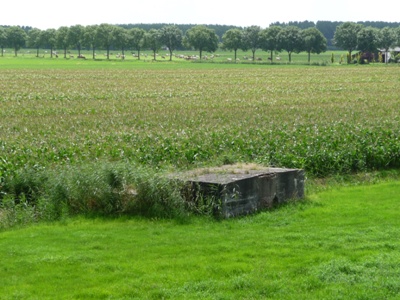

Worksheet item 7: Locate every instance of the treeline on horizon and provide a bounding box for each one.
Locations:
[2,20,400,48]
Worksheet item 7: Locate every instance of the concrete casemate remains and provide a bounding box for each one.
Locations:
[179,164,305,218]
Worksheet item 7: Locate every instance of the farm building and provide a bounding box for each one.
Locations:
[379,47,400,63]
[352,47,400,63]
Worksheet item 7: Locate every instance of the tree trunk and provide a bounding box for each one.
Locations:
[252,50,255,61]
[169,48,173,61]
[153,50,156,60]
[92,47,96,60]
[36,47,39,57]
[64,47,67,59]
[288,51,292,63]
[234,49,237,62]
[137,48,140,60]
[270,52,273,63]
[308,51,311,63]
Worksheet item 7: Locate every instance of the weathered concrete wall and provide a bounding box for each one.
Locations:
[183,166,305,218]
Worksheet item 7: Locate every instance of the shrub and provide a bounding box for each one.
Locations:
[1,167,47,205]
[0,194,37,229]
[131,173,186,218]
[0,162,192,227]
[181,181,222,217]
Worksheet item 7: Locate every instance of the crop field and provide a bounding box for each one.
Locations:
[0,56,400,222]
[1,57,399,177]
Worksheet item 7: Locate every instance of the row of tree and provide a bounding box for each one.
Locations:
[223,26,327,62]
[270,21,400,48]
[118,23,236,43]
[0,24,324,62]
[216,23,399,63]
[6,20,398,48]
[0,24,218,60]
[333,22,400,63]
[1,22,399,63]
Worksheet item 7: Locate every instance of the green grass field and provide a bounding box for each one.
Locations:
[1,48,348,65]
[1,180,400,299]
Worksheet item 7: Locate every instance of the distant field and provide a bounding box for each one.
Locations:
[1,48,348,64]
[1,57,399,178]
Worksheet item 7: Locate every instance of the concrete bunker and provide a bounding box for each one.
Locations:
[180,164,305,218]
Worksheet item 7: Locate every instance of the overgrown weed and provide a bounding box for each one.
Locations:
[0,162,217,229]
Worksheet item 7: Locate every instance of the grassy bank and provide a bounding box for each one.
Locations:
[1,179,400,299]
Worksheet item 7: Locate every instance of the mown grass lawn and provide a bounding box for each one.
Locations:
[1,179,400,299]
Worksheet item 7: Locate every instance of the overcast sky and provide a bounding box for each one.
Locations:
[1,0,399,30]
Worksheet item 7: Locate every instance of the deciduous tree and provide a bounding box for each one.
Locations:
[96,23,116,59]
[160,25,183,61]
[242,25,261,61]
[0,26,8,57]
[41,28,57,58]
[56,26,69,58]
[222,28,243,61]
[301,27,327,63]
[128,28,146,60]
[378,27,397,63]
[396,27,400,45]
[145,29,162,60]
[334,22,363,63]
[277,26,303,62]
[83,25,99,60]
[27,28,42,57]
[114,27,129,58]
[6,26,27,56]
[259,26,282,62]
[183,25,219,59]
[67,25,85,56]
[357,26,379,55]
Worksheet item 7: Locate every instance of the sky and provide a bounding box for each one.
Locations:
[1,0,399,30]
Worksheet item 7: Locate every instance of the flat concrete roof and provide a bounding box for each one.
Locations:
[177,164,301,184]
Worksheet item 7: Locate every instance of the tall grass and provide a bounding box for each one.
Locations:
[0,162,197,229]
